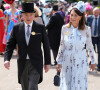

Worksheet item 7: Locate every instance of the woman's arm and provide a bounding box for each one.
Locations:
[5,15,9,32]
[0,9,4,19]
[86,26,96,71]
[18,15,21,22]
[0,17,4,19]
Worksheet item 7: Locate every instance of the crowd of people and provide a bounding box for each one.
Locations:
[0,0,99,90]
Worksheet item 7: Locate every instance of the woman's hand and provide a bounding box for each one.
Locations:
[90,64,95,71]
[56,64,62,72]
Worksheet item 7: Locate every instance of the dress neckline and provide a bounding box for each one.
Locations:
[71,25,78,30]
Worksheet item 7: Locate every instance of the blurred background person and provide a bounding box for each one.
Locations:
[85,3,93,18]
[4,1,21,41]
[4,1,21,55]
[58,5,65,21]
[86,7,100,71]
[0,1,5,55]
[34,5,43,24]
[46,5,64,66]
[42,3,51,26]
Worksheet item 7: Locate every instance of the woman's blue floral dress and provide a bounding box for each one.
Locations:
[56,25,95,90]
[4,9,21,41]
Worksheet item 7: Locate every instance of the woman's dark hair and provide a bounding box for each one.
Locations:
[1,4,5,12]
[67,8,86,30]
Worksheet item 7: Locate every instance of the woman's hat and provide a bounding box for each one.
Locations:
[4,4,10,9]
[74,1,86,13]
[85,3,92,11]
[44,3,48,7]
[34,5,42,16]
[4,0,15,4]
[21,2,36,13]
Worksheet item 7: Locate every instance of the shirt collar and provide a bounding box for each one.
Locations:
[24,21,33,28]
[93,15,99,19]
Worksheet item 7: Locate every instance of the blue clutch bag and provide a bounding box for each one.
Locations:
[54,71,60,86]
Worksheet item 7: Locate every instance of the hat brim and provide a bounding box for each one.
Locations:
[20,10,36,13]
[4,0,15,4]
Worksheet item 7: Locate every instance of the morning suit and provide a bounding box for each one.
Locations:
[86,15,100,68]
[4,21,51,87]
[46,12,64,62]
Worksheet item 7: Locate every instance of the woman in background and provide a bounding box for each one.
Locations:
[4,1,21,55]
[85,3,93,18]
[34,5,43,24]
[4,1,21,41]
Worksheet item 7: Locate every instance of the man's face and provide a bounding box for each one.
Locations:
[93,9,100,18]
[22,13,35,24]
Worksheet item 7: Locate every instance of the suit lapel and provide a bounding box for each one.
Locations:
[98,16,100,34]
[90,16,93,27]
[19,22,27,47]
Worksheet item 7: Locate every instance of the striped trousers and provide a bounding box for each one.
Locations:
[21,59,40,90]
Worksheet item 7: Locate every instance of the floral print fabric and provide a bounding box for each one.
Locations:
[4,9,21,41]
[56,25,95,90]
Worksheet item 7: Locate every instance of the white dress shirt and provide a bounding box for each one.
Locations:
[92,15,99,37]
[24,21,33,59]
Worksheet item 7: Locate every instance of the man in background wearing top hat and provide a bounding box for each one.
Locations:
[4,2,51,90]
[46,4,64,66]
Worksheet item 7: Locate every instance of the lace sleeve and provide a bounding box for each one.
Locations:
[86,26,96,64]
[56,26,65,64]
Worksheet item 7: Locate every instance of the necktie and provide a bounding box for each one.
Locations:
[27,25,30,37]
[94,18,97,36]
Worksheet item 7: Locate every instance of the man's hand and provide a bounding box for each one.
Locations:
[90,64,95,71]
[4,61,10,70]
[44,65,50,73]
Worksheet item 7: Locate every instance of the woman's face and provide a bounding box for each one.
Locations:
[70,10,82,26]
[10,2,15,8]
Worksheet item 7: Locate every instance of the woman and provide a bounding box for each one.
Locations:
[42,3,51,26]
[56,1,95,90]
[85,3,93,18]
[58,6,65,19]
[0,6,5,55]
[34,5,43,24]
[4,1,21,41]
[4,1,21,55]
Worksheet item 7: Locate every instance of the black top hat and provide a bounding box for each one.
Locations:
[21,2,36,13]
[53,5,58,11]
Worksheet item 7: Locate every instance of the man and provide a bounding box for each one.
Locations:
[86,7,100,71]
[4,2,51,90]
[46,5,64,65]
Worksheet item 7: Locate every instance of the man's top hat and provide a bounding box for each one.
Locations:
[53,5,58,11]
[21,2,36,13]
[4,0,15,4]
